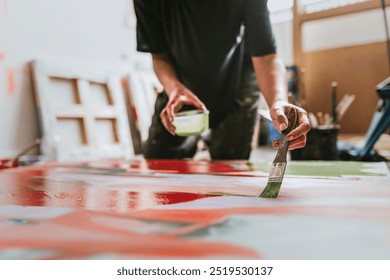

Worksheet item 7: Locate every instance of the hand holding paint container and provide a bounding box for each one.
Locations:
[173,110,209,136]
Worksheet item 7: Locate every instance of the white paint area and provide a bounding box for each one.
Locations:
[273,21,294,65]
[204,214,390,260]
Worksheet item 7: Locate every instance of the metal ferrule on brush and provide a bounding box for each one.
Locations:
[268,134,288,183]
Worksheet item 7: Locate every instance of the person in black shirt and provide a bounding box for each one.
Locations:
[134,0,310,160]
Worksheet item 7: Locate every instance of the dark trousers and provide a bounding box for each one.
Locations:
[143,64,260,160]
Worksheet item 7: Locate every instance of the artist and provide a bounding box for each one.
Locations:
[134,0,311,159]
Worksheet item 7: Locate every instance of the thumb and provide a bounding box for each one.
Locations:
[272,108,289,132]
[279,121,288,132]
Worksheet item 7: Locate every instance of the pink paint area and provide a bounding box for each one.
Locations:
[7,68,15,95]
[3,67,30,96]
[0,52,5,61]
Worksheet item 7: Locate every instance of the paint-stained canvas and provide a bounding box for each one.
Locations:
[0,160,389,259]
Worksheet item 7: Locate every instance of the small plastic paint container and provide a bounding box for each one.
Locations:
[173,110,209,136]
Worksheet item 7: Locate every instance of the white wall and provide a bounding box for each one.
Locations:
[272,20,294,65]
[0,0,138,157]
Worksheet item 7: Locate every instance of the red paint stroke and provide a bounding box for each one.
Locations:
[121,78,128,89]
[2,160,390,222]
[0,208,260,259]
[146,160,252,174]
[3,203,389,260]
[0,158,13,169]
[74,159,253,175]
[0,166,218,210]
[7,68,16,95]
[0,52,5,61]
[1,169,62,207]
[155,192,218,205]
[131,105,139,121]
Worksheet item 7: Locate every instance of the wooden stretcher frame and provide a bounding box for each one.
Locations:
[30,59,134,161]
[124,66,161,154]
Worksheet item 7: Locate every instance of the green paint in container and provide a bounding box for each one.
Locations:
[173,110,209,136]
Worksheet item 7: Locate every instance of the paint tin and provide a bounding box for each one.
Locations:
[0,155,46,170]
[0,159,15,170]
[173,110,209,136]
[290,125,340,160]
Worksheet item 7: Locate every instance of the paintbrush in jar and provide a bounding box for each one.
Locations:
[260,107,298,198]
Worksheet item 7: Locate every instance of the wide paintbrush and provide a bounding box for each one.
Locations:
[260,108,298,198]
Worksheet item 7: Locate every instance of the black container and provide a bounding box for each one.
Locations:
[290,126,340,160]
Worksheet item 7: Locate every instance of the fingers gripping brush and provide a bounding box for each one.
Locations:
[260,108,299,198]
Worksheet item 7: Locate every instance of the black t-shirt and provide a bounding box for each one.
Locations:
[134,0,276,127]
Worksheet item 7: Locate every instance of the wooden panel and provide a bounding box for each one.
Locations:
[302,42,388,133]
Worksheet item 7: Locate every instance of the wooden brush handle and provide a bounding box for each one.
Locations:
[273,107,299,163]
[282,107,299,135]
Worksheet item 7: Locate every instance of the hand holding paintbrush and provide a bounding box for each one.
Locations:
[268,100,311,150]
[260,107,299,198]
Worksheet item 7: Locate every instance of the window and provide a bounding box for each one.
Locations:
[300,0,370,13]
[268,0,293,23]
[267,0,372,23]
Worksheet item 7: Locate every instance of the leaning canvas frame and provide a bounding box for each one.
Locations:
[30,59,134,161]
[124,66,160,153]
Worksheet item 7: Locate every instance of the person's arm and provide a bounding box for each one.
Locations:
[152,53,207,135]
[252,54,310,149]
[152,53,183,95]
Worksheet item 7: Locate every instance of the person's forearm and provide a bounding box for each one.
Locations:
[151,53,207,134]
[151,53,184,95]
[251,54,288,107]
